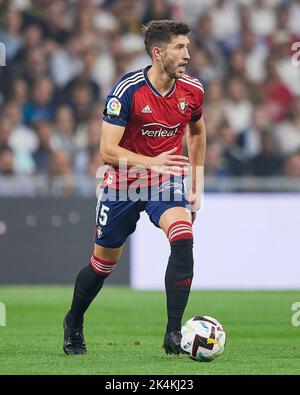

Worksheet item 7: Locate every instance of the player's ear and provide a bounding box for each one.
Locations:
[152,46,163,61]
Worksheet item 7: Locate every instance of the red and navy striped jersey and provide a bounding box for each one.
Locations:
[102,65,204,188]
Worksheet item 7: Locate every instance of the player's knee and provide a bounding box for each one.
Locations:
[89,254,118,278]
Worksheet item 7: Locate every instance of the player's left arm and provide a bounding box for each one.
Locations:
[186,116,206,221]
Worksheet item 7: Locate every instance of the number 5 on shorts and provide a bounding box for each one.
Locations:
[97,204,110,226]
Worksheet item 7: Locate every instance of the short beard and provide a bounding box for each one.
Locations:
[162,58,178,80]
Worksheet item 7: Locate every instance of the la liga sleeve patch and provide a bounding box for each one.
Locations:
[106,97,122,116]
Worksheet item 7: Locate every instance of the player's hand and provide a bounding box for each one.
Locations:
[186,190,201,223]
[151,147,189,176]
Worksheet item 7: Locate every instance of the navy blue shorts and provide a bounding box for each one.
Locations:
[95,178,190,248]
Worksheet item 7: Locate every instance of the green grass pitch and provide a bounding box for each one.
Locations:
[0,286,299,375]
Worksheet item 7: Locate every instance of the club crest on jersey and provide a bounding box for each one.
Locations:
[178,98,188,113]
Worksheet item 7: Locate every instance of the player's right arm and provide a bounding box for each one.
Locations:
[100,121,150,168]
[100,120,189,172]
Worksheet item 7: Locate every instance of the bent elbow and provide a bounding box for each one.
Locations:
[100,150,111,164]
[100,142,110,162]
[100,145,118,164]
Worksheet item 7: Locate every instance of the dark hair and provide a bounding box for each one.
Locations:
[141,20,191,57]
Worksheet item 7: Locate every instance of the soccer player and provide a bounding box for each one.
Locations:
[63,20,206,355]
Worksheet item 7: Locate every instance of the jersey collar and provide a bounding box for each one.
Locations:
[143,65,176,97]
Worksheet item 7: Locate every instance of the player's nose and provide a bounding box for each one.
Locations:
[183,48,190,60]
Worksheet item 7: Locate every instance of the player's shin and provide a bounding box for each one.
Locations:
[165,221,194,333]
[66,255,117,328]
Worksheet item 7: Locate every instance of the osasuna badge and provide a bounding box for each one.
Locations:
[178,98,188,113]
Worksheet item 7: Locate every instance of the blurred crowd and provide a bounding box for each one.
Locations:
[0,0,300,196]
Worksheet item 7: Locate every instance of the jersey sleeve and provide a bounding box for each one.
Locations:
[103,70,145,127]
[103,92,131,127]
[190,84,204,122]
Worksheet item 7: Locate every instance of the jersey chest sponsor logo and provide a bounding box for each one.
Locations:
[141,122,181,137]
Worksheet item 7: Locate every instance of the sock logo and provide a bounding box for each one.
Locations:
[175,278,192,288]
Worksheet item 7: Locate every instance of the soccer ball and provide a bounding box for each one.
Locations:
[180,316,226,362]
